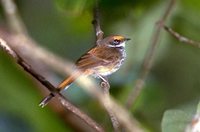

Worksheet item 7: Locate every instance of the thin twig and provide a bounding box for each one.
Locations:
[0,38,104,132]
[164,25,200,48]
[0,0,27,34]
[92,2,120,131]
[125,0,176,108]
[92,0,104,44]
[100,79,120,132]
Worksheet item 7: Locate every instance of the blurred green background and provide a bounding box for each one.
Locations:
[0,0,200,132]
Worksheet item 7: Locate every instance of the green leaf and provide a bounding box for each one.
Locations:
[161,110,192,132]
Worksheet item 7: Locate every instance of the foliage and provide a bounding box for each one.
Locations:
[161,101,200,132]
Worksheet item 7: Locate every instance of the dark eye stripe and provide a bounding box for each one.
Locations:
[113,39,121,45]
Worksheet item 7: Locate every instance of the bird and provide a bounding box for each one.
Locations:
[39,35,130,107]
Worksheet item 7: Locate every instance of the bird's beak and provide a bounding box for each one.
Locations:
[125,38,131,41]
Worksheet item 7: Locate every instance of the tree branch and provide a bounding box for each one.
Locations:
[92,1,104,44]
[125,0,176,108]
[164,25,200,48]
[0,0,27,34]
[0,38,104,132]
[100,78,120,132]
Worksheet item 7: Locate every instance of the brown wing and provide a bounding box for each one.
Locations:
[75,47,112,70]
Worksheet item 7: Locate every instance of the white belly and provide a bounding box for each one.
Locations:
[93,48,126,77]
[94,57,125,76]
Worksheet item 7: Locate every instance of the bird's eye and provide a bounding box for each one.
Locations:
[113,39,121,45]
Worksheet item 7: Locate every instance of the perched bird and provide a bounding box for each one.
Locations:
[40,35,130,107]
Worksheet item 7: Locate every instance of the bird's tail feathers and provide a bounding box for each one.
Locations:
[57,70,84,91]
[39,70,85,107]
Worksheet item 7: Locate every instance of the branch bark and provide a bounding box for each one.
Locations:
[100,79,121,132]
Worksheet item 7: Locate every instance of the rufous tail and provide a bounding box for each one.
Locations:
[39,70,83,107]
[57,71,82,91]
